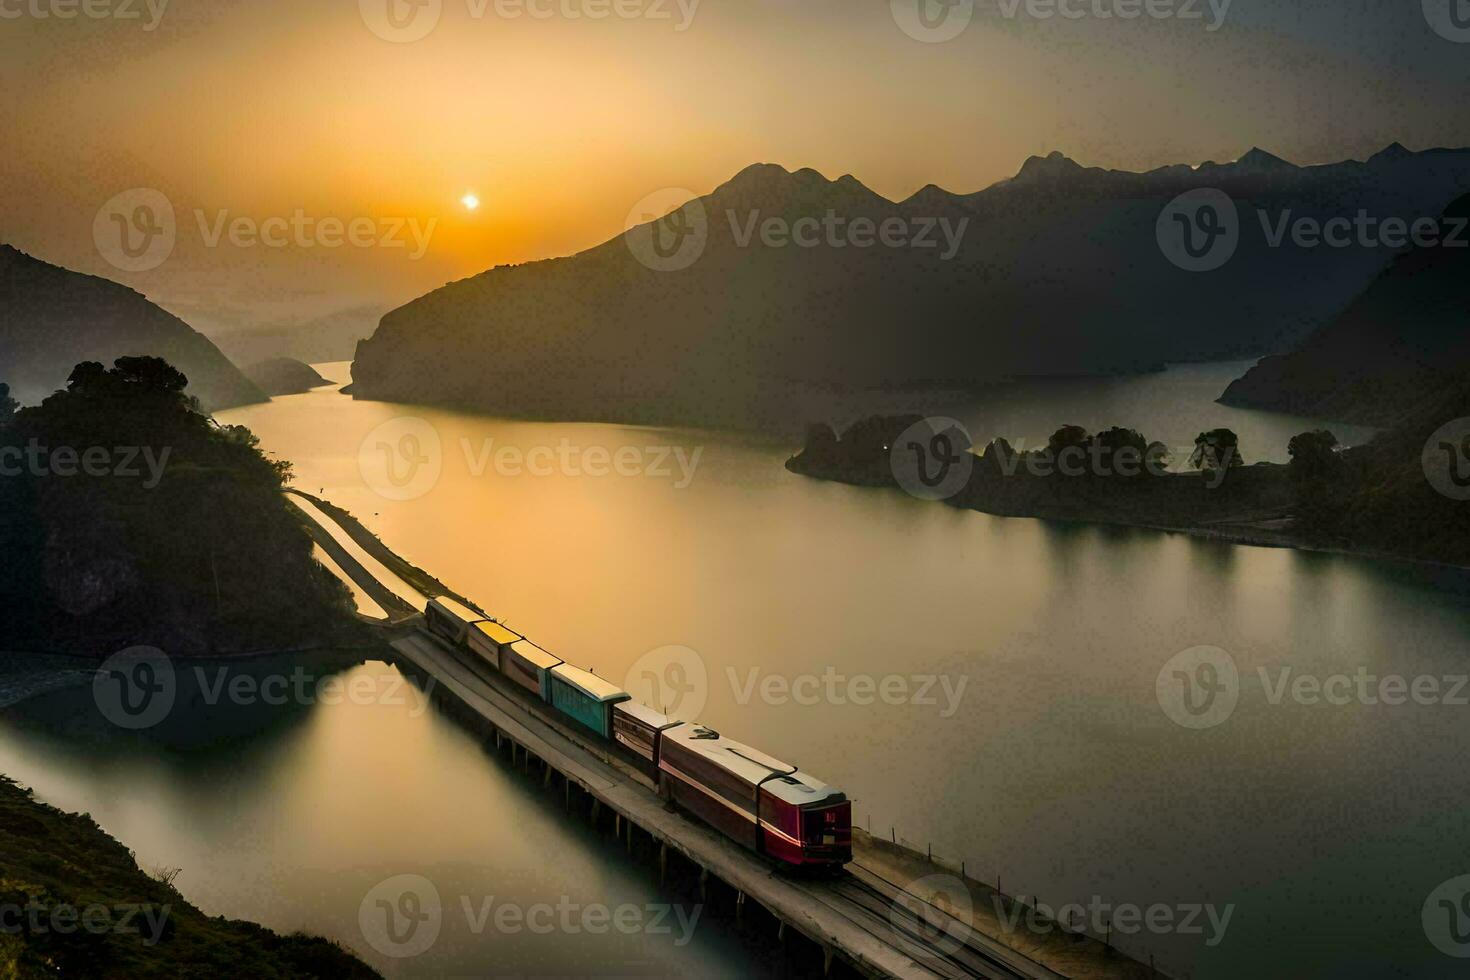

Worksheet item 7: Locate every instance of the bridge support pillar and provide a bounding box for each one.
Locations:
[735,890,745,923]
[659,843,667,884]
[822,946,834,976]
[778,921,786,944]
[699,867,708,901]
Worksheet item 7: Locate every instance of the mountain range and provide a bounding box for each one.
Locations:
[0,245,264,411]
[1220,191,1470,426]
[349,144,1470,430]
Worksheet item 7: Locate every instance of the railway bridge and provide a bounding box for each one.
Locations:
[288,490,1153,980]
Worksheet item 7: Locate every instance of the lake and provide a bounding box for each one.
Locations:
[2,360,1465,978]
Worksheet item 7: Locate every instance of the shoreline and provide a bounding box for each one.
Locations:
[785,455,1470,575]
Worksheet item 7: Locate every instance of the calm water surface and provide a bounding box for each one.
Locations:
[2,361,1466,978]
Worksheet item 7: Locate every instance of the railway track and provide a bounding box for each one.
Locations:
[297,494,1060,978]
[806,868,1041,980]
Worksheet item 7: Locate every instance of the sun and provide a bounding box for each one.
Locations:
[460,193,480,211]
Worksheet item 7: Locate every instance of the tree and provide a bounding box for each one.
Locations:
[1190,429,1245,473]
[1092,427,1149,477]
[1046,425,1090,458]
[0,383,15,423]
[1288,430,1345,528]
[1287,430,1342,481]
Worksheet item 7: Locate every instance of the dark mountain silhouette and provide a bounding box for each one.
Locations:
[0,244,264,411]
[350,145,1470,430]
[242,357,331,396]
[1220,192,1470,425]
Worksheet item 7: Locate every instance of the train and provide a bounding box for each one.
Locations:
[423,595,853,869]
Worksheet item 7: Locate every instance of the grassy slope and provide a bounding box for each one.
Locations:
[0,775,380,980]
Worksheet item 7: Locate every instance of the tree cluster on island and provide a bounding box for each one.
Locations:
[795,417,1250,485]
[789,407,1470,565]
[0,357,359,656]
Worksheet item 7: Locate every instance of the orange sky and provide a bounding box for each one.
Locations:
[2,0,1466,336]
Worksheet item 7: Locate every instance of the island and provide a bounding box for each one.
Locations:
[242,358,332,397]
[787,397,1470,568]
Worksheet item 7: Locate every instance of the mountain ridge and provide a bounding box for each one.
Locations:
[0,244,265,411]
[349,143,1470,432]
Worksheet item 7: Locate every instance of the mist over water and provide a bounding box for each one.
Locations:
[2,361,1465,977]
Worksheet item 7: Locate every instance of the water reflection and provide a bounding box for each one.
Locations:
[0,660,799,978]
[1,360,1464,977]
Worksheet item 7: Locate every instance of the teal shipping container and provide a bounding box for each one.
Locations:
[548,664,631,739]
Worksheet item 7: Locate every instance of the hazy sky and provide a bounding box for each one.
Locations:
[3,0,1468,336]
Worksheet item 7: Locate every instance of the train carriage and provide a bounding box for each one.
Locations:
[547,664,630,739]
[757,771,852,867]
[425,596,486,645]
[467,620,523,673]
[612,701,683,777]
[658,725,852,867]
[502,639,563,700]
